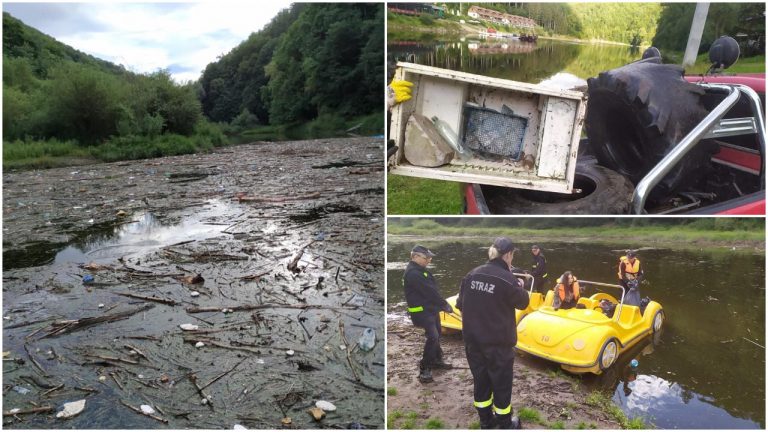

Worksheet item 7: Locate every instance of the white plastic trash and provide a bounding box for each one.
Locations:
[358,328,376,352]
[140,405,155,415]
[180,324,199,331]
[315,400,337,412]
[56,399,86,419]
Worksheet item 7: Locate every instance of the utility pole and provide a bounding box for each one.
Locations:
[683,3,710,68]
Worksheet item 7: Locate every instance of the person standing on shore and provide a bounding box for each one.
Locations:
[403,245,453,384]
[456,237,529,429]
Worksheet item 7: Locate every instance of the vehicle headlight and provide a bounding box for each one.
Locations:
[572,339,585,351]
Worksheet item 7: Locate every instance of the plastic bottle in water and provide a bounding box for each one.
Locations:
[358,328,376,351]
[431,117,473,161]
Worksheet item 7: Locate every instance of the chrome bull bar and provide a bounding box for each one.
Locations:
[631,84,766,214]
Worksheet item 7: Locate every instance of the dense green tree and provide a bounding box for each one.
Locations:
[266,3,384,124]
[199,4,304,123]
[652,3,764,55]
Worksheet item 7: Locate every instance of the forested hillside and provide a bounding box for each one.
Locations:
[442,3,661,45]
[3,4,384,170]
[200,3,383,127]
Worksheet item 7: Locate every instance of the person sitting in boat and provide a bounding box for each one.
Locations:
[553,271,580,310]
[617,250,644,307]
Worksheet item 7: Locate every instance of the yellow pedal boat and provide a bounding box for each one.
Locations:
[440,278,664,375]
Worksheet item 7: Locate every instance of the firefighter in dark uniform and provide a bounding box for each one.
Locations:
[529,245,548,293]
[403,245,453,384]
[456,237,529,429]
[618,250,644,306]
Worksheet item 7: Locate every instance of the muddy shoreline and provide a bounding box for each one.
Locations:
[3,137,385,429]
[387,317,635,430]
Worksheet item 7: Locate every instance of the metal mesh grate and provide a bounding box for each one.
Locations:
[462,105,527,160]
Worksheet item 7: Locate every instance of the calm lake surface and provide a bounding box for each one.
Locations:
[387,237,765,429]
[389,37,642,86]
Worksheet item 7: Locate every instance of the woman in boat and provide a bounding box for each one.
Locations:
[553,271,580,310]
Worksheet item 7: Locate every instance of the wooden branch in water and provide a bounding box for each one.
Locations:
[339,320,360,382]
[111,372,125,390]
[115,292,177,306]
[287,240,316,273]
[5,317,59,329]
[84,354,139,365]
[40,304,155,338]
[23,344,47,376]
[3,406,54,416]
[123,344,149,361]
[41,383,65,397]
[119,400,168,424]
[236,192,321,203]
[187,374,214,411]
[200,357,247,391]
[185,303,356,314]
[241,270,272,281]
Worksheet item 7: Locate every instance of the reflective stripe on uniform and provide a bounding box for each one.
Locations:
[473,396,493,408]
[543,273,548,278]
[408,306,424,313]
[423,272,428,278]
[493,404,511,415]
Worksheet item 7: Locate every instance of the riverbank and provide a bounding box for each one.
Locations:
[3,113,383,172]
[387,320,646,429]
[387,225,765,253]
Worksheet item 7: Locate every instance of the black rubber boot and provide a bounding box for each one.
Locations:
[477,407,496,430]
[418,367,433,384]
[496,415,522,430]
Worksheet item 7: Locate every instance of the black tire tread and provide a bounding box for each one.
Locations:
[585,61,718,198]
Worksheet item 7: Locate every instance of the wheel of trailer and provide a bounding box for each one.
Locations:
[652,310,664,333]
[585,60,719,199]
[598,338,619,370]
[484,160,634,214]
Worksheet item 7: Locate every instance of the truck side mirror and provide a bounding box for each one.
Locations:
[709,36,740,71]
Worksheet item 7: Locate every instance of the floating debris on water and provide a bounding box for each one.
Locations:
[316,400,337,412]
[56,399,86,419]
[140,405,155,415]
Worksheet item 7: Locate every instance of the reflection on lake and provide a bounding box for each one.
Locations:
[387,238,765,429]
[388,38,641,85]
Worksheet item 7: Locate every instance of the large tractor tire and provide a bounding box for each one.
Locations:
[483,160,634,214]
[585,59,719,200]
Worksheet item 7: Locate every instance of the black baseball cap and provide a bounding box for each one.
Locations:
[531,245,540,250]
[493,237,516,255]
[412,245,436,257]
[627,250,637,258]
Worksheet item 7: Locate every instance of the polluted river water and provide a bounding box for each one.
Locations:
[387,237,765,429]
[3,137,385,429]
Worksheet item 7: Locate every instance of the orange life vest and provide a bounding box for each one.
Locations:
[556,279,580,301]
[618,256,641,279]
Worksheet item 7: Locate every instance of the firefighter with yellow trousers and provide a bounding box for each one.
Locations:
[456,237,529,429]
[618,250,644,306]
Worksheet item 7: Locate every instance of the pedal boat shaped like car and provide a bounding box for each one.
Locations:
[440,273,540,331]
[515,280,663,374]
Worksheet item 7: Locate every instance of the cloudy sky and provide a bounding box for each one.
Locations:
[3,2,294,82]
